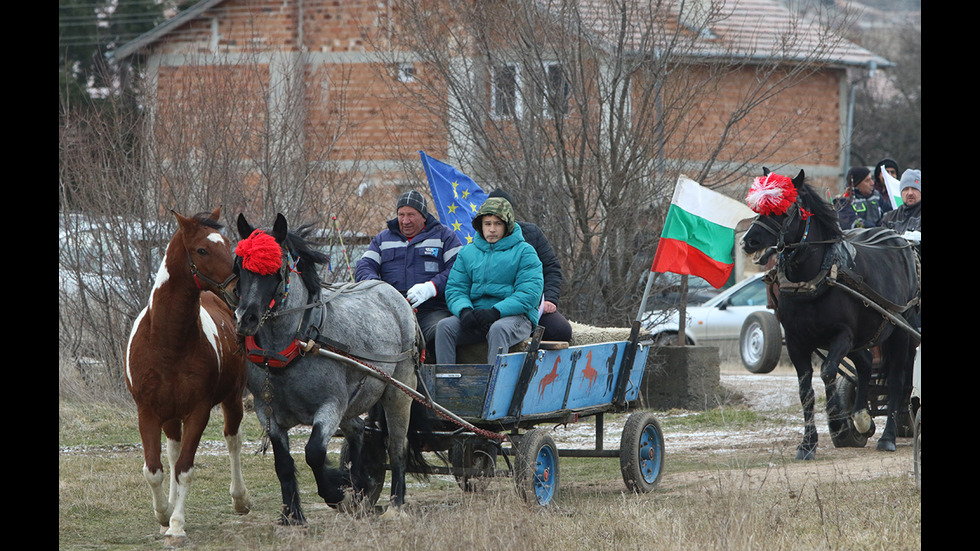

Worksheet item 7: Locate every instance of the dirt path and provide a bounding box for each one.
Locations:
[547,361,916,492]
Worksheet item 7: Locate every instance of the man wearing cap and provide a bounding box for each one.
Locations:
[882,169,921,244]
[355,190,463,362]
[835,166,892,229]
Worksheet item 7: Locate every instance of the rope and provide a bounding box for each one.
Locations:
[301,340,508,442]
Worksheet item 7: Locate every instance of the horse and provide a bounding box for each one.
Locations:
[233,212,431,523]
[741,169,920,460]
[125,207,250,545]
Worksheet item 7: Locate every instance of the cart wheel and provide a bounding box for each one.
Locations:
[620,411,665,492]
[830,376,873,448]
[340,440,385,508]
[514,429,559,506]
[739,311,781,374]
[450,437,498,492]
[912,408,921,490]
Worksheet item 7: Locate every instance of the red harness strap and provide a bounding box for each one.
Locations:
[244,335,304,368]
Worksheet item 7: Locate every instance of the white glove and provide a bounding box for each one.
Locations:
[902,230,921,244]
[406,281,437,308]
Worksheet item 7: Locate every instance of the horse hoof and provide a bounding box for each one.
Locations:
[876,439,896,452]
[851,410,872,435]
[163,534,189,548]
[233,495,251,515]
[795,447,815,461]
[380,505,409,520]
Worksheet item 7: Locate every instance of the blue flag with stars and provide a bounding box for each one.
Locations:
[420,151,488,245]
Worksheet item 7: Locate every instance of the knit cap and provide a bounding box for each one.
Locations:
[396,190,428,215]
[899,169,921,193]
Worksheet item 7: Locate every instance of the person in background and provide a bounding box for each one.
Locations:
[487,188,573,342]
[835,166,892,229]
[436,196,543,365]
[355,190,463,362]
[872,158,900,198]
[882,169,921,243]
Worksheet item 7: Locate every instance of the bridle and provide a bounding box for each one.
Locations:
[187,251,240,309]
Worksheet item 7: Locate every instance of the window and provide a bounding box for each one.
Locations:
[540,62,569,116]
[397,62,416,83]
[491,63,520,118]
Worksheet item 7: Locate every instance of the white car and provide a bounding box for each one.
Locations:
[640,272,784,373]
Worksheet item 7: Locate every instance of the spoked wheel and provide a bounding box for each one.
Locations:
[514,429,559,507]
[450,437,498,492]
[830,375,874,448]
[620,411,665,492]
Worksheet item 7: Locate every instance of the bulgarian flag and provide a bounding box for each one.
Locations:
[650,176,756,288]
[880,164,904,209]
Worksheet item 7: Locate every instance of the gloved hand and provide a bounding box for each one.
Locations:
[901,230,921,244]
[471,308,501,333]
[406,281,437,308]
[458,308,476,332]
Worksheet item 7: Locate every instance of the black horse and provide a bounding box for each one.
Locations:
[741,169,920,460]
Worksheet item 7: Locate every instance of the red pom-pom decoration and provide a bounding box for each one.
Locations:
[746,173,798,216]
[235,229,283,275]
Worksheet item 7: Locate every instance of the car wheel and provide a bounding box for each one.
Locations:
[739,311,781,373]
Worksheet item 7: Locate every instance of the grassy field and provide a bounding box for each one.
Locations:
[59,360,921,550]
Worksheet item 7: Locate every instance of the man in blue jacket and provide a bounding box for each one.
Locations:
[355,190,463,362]
[436,196,543,365]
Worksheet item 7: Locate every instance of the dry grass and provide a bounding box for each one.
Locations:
[59,382,920,549]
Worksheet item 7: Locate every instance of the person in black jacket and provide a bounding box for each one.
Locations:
[487,188,573,342]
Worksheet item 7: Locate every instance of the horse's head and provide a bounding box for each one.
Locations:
[173,207,239,307]
[233,212,291,336]
[740,168,813,265]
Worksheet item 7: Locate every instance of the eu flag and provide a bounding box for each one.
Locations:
[420,151,488,245]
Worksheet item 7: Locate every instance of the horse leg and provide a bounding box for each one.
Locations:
[137,414,172,531]
[306,407,352,508]
[845,349,874,436]
[163,407,210,543]
[876,331,914,452]
[817,334,860,438]
[379,384,413,517]
[787,344,817,460]
[160,420,182,532]
[221,397,251,514]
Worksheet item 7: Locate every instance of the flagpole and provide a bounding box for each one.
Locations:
[635,270,656,322]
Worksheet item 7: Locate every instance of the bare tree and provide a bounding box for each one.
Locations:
[368,0,855,326]
[59,50,372,397]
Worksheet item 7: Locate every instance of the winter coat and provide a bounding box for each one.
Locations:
[835,189,891,229]
[518,221,563,307]
[355,212,463,313]
[445,197,543,325]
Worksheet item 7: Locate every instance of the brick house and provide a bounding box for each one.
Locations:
[112,0,888,242]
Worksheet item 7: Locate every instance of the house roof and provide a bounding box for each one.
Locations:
[110,0,889,69]
[567,0,890,69]
[109,0,228,61]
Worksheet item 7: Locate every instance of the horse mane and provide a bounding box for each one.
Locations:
[797,179,843,240]
[282,223,329,294]
[191,211,224,231]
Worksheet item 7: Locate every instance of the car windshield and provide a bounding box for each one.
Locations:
[725,277,767,307]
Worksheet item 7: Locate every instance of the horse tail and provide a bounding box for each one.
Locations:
[404,394,446,480]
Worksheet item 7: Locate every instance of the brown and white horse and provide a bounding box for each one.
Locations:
[125,207,249,545]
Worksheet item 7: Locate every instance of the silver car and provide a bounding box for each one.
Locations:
[640,272,784,373]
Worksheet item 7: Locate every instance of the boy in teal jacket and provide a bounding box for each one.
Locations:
[435,196,543,364]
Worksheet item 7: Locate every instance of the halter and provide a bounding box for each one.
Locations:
[187,251,240,309]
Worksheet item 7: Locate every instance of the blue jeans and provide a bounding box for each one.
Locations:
[435,314,532,365]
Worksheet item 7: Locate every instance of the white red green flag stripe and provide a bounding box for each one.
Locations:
[650,176,756,288]
[880,164,904,209]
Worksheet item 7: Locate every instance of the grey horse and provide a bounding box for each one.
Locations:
[234,212,428,523]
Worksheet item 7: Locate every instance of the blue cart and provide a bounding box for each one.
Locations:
[414,324,665,506]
